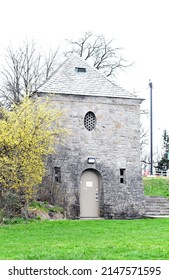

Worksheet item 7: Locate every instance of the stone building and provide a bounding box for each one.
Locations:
[36,54,145,219]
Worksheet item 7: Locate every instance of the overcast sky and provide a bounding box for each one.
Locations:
[0,0,169,153]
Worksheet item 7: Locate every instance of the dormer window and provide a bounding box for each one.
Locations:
[75,67,86,73]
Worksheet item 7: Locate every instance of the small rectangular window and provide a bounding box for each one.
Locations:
[120,169,126,184]
[75,67,86,73]
[54,167,61,183]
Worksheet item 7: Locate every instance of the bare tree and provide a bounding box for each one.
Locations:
[65,31,132,79]
[0,32,132,106]
[44,48,60,80]
[0,40,59,106]
[140,123,149,152]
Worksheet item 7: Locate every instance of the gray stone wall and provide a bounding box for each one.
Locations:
[37,93,145,218]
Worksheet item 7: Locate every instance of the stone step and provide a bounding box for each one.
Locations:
[146,203,169,208]
[146,209,169,213]
[145,196,169,216]
[146,201,169,204]
[145,205,169,207]
[145,205,169,208]
[145,209,169,212]
[145,200,169,202]
[145,201,169,204]
[145,211,169,214]
[145,198,169,202]
[143,215,169,218]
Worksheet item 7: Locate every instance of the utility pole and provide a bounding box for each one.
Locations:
[149,80,153,175]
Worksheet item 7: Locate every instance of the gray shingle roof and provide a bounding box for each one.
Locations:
[37,54,137,99]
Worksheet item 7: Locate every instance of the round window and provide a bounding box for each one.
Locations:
[84,111,96,131]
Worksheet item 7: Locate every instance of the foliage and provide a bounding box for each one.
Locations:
[0,219,169,260]
[1,217,27,225]
[157,130,169,171]
[29,200,64,213]
[0,209,5,223]
[143,177,169,198]
[0,97,66,213]
[0,190,23,218]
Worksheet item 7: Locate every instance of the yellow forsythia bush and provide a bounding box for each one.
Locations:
[0,97,67,201]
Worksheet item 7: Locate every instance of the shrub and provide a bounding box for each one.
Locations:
[0,190,24,218]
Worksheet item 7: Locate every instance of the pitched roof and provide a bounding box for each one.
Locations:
[37,54,137,99]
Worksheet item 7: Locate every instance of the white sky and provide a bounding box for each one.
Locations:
[0,0,169,153]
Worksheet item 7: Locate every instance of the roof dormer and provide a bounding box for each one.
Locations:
[75,67,86,73]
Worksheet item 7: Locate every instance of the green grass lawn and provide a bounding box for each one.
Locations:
[143,177,169,197]
[0,219,169,260]
[0,177,169,260]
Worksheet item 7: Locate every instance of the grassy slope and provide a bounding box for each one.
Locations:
[0,219,169,260]
[143,177,169,198]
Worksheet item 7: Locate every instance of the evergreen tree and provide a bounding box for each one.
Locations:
[157,130,169,171]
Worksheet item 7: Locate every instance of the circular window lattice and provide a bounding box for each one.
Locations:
[84,111,96,131]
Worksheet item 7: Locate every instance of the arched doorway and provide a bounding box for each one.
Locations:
[80,169,100,218]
